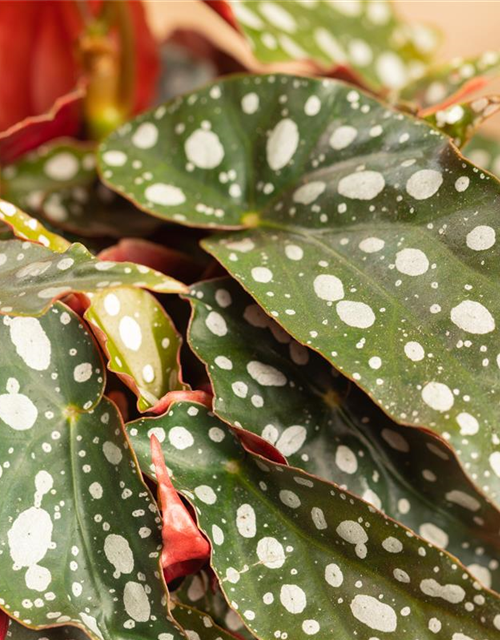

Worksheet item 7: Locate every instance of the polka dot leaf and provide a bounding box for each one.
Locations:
[85,288,187,412]
[171,601,243,640]
[0,304,184,640]
[400,50,500,110]
[100,73,500,505]
[1,138,161,240]
[206,0,437,91]
[186,277,500,591]
[464,132,500,175]
[424,97,500,149]
[128,401,500,640]
[6,619,89,640]
[173,571,255,639]
[0,210,186,316]
[0,200,70,253]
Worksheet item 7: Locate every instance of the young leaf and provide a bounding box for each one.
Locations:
[0,303,183,640]
[0,219,186,316]
[128,402,500,640]
[424,96,500,148]
[151,434,210,582]
[85,288,187,412]
[204,0,437,91]
[400,50,500,110]
[186,277,500,591]
[99,73,500,504]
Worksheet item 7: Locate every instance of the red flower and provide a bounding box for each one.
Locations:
[0,0,159,162]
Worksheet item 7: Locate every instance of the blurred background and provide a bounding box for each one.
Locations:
[145,0,500,134]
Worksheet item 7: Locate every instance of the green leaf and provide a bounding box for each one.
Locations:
[400,50,500,109]
[99,73,500,504]
[207,0,437,91]
[173,571,256,640]
[85,288,187,412]
[0,303,184,640]
[424,97,500,148]
[172,602,242,640]
[0,140,160,240]
[186,277,500,591]
[0,226,186,317]
[6,619,88,640]
[0,140,96,212]
[464,132,500,174]
[0,200,70,253]
[128,401,500,640]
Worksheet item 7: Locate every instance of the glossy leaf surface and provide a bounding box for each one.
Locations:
[0,200,70,252]
[0,304,183,640]
[128,402,500,640]
[0,225,185,316]
[85,288,186,411]
[186,277,500,591]
[100,73,500,503]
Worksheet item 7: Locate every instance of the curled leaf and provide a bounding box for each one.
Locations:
[151,435,211,583]
[85,287,187,411]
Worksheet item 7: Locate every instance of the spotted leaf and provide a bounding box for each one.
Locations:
[128,402,500,640]
[172,601,242,640]
[400,50,500,110]
[464,132,500,174]
[204,0,438,91]
[85,288,186,412]
[0,304,184,640]
[100,73,500,504]
[0,140,160,240]
[0,226,186,316]
[0,200,70,252]
[425,96,500,148]
[186,277,500,591]
[5,620,88,640]
[173,571,256,640]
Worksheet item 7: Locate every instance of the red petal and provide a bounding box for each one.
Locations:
[150,435,210,582]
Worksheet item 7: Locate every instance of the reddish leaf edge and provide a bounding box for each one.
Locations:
[0,83,86,164]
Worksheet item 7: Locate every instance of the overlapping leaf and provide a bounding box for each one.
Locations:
[0,303,183,640]
[205,0,438,90]
[425,96,500,148]
[85,288,186,412]
[0,200,70,252]
[400,50,500,110]
[172,602,240,640]
[174,572,255,640]
[186,277,500,591]
[0,140,160,239]
[99,73,500,504]
[464,132,500,174]
[0,206,185,316]
[6,620,88,640]
[128,401,500,640]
